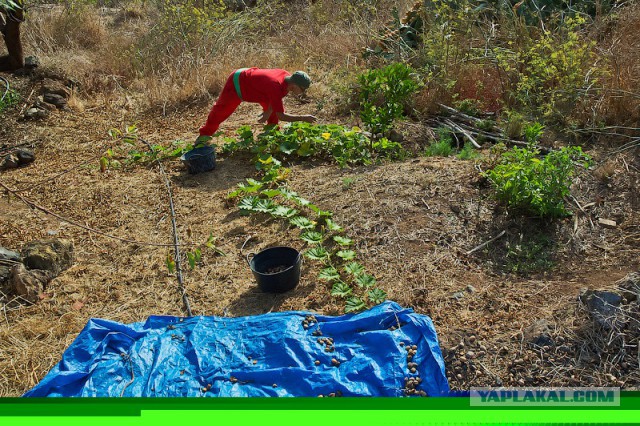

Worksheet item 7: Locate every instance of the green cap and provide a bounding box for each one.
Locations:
[286,71,311,90]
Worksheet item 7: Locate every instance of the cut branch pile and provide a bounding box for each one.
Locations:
[428,104,552,154]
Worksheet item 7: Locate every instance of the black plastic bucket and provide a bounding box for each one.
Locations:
[247,246,302,293]
[180,145,216,174]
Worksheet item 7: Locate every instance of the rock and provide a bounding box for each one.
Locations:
[524,319,554,348]
[21,239,74,276]
[0,154,19,170]
[43,93,68,108]
[0,265,11,286]
[466,284,477,293]
[24,56,39,69]
[0,247,21,262]
[579,290,623,330]
[452,291,465,301]
[616,272,640,302]
[24,107,49,120]
[8,263,52,303]
[41,78,69,98]
[15,148,35,165]
[387,129,404,142]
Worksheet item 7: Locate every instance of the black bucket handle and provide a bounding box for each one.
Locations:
[245,252,255,267]
[245,249,302,270]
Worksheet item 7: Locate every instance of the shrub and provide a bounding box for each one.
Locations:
[357,62,421,134]
[424,127,454,157]
[485,145,591,218]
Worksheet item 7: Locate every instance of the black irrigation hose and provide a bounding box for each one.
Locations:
[140,138,193,317]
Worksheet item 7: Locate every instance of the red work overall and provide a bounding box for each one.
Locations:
[199,68,291,137]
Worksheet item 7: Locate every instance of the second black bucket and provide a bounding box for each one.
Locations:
[180,145,216,174]
[247,246,301,293]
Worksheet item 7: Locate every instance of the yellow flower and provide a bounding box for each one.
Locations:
[321,133,331,140]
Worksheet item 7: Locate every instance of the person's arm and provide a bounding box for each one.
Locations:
[275,111,317,123]
[258,108,316,124]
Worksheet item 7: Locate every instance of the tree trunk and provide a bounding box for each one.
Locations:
[0,6,24,71]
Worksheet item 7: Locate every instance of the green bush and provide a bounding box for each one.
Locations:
[424,127,454,157]
[485,145,590,217]
[358,62,421,134]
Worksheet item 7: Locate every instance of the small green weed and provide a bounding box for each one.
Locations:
[342,177,356,190]
[424,127,454,157]
[0,89,20,114]
[503,233,555,275]
[457,143,480,160]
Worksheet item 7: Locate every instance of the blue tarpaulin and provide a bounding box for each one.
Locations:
[24,301,449,397]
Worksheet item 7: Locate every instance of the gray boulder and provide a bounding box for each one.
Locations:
[0,247,20,262]
[580,290,624,330]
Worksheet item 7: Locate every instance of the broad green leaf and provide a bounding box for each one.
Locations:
[325,219,343,232]
[238,196,259,211]
[280,140,299,154]
[333,236,353,246]
[344,262,365,276]
[345,297,366,313]
[255,199,276,213]
[292,196,311,207]
[261,189,282,198]
[300,231,323,244]
[290,216,316,229]
[305,246,329,261]
[318,266,340,282]
[297,142,313,156]
[355,274,376,288]
[271,206,298,218]
[368,288,387,304]
[278,187,298,200]
[331,282,352,298]
[336,250,356,261]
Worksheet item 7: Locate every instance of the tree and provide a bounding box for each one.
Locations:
[0,0,24,71]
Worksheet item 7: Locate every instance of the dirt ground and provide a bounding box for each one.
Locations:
[0,71,639,396]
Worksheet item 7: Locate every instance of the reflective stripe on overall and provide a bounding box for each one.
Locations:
[233,68,249,100]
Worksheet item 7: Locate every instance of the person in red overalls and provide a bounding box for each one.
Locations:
[195,68,317,145]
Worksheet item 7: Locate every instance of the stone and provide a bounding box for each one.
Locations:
[24,56,39,69]
[0,154,19,170]
[8,263,52,303]
[579,290,623,330]
[524,319,554,348]
[21,239,74,276]
[0,265,11,286]
[24,107,49,120]
[15,148,35,165]
[387,129,404,143]
[616,272,640,302]
[41,78,69,98]
[43,93,68,108]
[0,247,21,262]
[452,291,465,301]
[466,284,477,293]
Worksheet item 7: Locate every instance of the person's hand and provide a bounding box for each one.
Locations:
[258,108,273,124]
[194,135,212,147]
[303,115,317,123]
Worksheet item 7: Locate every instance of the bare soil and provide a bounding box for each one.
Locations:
[0,72,638,396]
